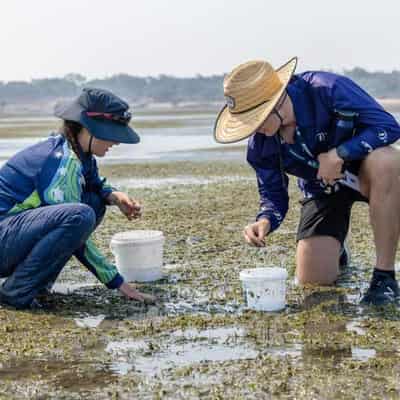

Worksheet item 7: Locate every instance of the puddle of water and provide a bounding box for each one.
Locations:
[106,338,147,353]
[106,326,255,376]
[109,361,134,376]
[51,282,100,295]
[345,293,361,304]
[172,326,244,341]
[111,341,258,376]
[105,326,305,377]
[346,320,366,335]
[74,314,106,328]
[351,347,376,361]
[263,344,303,358]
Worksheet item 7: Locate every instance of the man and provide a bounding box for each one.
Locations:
[214,57,400,306]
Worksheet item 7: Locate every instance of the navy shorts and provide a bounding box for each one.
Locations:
[296,186,368,245]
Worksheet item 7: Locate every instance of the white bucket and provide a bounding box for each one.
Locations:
[239,267,288,312]
[110,230,164,282]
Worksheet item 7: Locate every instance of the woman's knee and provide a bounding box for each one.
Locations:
[60,203,97,234]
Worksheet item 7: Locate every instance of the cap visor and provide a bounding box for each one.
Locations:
[80,113,140,144]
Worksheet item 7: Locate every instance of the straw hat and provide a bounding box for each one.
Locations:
[214,57,297,144]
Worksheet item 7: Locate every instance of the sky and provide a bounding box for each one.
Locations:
[0,0,399,82]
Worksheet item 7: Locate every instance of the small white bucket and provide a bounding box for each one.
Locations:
[239,267,288,312]
[110,230,164,282]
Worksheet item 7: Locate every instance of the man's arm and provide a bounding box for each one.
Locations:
[325,75,400,161]
[247,134,290,235]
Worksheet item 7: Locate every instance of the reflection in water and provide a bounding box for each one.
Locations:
[74,314,106,328]
[51,282,100,294]
[0,360,118,391]
[351,347,376,361]
[106,326,259,376]
[346,320,366,335]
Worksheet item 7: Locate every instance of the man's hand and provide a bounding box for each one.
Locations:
[119,282,156,303]
[107,191,142,220]
[243,219,270,247]
[317,148,344,185]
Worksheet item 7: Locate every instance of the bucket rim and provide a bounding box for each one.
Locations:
[239,267,288,281]
[111,230,164,244]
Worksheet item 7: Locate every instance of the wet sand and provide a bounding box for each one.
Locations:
[1,158,400,399]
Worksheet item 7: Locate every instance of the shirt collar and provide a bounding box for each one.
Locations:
[286,76,315,130]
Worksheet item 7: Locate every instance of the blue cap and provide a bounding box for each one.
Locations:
[54,88,140,144]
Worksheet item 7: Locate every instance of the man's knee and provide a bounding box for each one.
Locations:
[296,236,340,286]
[296,272,338,286]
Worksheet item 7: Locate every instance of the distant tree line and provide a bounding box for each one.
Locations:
[1,68,400,105]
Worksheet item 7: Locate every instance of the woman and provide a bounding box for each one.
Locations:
[0,88,155,309]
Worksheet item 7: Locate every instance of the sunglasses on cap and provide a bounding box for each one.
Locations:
[86,111,131,125]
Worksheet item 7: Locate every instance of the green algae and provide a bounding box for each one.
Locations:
[1,159,400,399]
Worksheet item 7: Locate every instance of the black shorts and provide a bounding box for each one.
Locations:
[296,186,368,245]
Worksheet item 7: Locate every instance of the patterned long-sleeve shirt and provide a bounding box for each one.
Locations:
[0,134,123,288]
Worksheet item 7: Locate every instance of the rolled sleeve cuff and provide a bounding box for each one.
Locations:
[106,273,124,289]
[101,187,115,201]
[256,210,280,234]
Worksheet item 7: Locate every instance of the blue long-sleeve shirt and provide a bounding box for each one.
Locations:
[247,71,400,233]
[0,134,123,289]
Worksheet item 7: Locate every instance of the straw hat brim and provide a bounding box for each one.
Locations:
[214,57,298,144]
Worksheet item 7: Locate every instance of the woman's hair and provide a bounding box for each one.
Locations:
[60,120,83,159]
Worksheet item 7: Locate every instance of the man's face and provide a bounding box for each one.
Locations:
[257,111,282,136]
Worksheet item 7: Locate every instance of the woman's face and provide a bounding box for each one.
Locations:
[91,137,120,157]
[78,128,120,156]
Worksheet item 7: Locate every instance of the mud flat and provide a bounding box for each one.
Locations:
[1,159,400,399]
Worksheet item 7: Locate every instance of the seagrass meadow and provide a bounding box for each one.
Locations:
[0,158,400,399]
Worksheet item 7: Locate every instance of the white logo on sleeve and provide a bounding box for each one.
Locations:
[273,211,283,221]
[59,167,67,176]
[378,130,388,143]
[52,188,65,202]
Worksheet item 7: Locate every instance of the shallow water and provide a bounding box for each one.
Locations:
[1,110,398,166]
[0,111,246,165]
[111,175,253,189]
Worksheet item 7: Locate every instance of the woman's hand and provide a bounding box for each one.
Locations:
[119,282,156,303]
[243,219,270,247]
[317,149,344,185]
[107,191,142,220]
